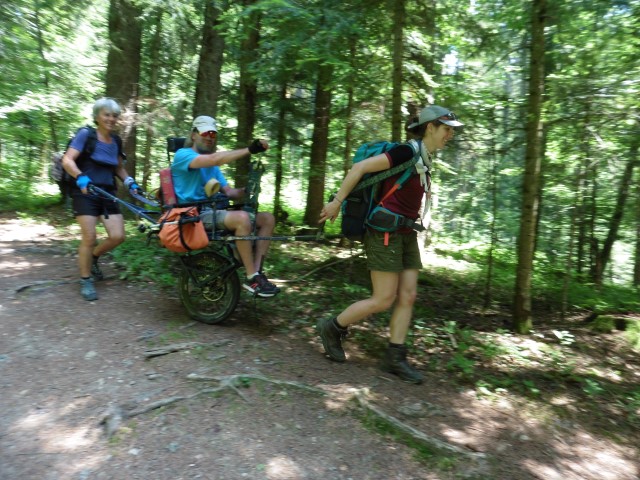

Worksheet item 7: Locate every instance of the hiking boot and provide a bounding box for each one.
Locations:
[80,277,98,301]
[243,273,279,298]
[317,317,347,362]
[91,258,104,281]
[380,344,423,384]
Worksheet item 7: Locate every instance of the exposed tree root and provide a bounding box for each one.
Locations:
[100,372,325,438]
[143,340,231,358]
[102,369,485,469]
[352,389,487,460]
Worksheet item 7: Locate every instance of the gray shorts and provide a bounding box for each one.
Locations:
[200,208,256,231]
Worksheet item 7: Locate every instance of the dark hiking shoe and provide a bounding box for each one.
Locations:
[80,277,98,301]
[380,344,423,384]
[258,272,281,294]
[243,274,279,297]
[91,258,104,281]
[317,317,347,362]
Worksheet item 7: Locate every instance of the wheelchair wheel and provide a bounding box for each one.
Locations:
[177,251,240,324]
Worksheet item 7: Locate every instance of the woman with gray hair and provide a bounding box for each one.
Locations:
[61,97,139,301]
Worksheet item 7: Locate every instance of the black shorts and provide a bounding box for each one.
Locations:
[72,190,122,217]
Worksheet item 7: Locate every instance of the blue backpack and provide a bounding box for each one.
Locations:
[340,140,423,241]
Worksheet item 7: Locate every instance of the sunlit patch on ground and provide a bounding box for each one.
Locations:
[0,219,56,241]
[265,455,305,479]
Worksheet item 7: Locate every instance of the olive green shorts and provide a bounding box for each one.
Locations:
[364,230,422,272]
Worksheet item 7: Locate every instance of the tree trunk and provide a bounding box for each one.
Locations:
[513,0,546,334]
[33,6,59,152]
[273,83,287,224]
[423,0,436,102]
[193,1,224,119]
[343,37,357,178]
[303,63,333,228]
[634,179,640,286]
[105,0,143,179]
[235,0,260,188]
[592,142,639,285]
[575,110,592,278]
[141,10,163,191]
[390,0,405,142]
[483,108,499,309]
[561,166,583,319]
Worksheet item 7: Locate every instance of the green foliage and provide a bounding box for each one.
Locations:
[588,316,615,334]
[0,165,61,212]
[109,224,175,287]
[618,388,640,426]
[581,378,606,398]
[625,321,640,351]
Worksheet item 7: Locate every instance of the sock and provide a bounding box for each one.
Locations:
[81,276,91,281]
[92,255,99,264]
[333,317,347,331]
[389,342,405,349]
[247,272,259,280]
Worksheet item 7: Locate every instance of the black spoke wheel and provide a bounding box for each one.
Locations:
[177,251,240,324]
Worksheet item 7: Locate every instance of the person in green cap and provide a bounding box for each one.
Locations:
[317,105,464,384]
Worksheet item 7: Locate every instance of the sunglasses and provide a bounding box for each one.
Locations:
[199,130,217,138]
[438,112,458,121]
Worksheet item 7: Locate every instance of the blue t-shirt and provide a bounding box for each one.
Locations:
[171,148,229,203]
[69,127,120,187]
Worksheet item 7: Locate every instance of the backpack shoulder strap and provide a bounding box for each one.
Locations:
[377,141,424,205]
[351,151,418,193]
[74,126,97,157]
[111,133,126,160]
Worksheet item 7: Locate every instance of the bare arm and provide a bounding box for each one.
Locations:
[188,140,269,169]
[318,153,391,224]
[114,156,130,183]
[61,147,83,179]
[189,148,251,169]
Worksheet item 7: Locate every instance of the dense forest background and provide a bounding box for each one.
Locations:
[1,0,638,329]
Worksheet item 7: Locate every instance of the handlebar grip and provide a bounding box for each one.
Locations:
[178,215,201,225]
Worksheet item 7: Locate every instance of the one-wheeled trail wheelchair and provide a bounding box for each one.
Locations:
[91,137,323,325]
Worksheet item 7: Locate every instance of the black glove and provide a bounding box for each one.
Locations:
[248,139,267,154]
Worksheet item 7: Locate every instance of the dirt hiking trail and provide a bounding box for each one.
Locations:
[1,215,638,480]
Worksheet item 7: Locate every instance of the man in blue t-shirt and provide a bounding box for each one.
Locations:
[171,116,279,298]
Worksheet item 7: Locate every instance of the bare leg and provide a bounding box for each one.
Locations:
[76,215,99,277]
[254,212,275,272]
[223,211,256,277]
[336,270,399,327]
[93,214,126,257]
[388,269,419,344]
